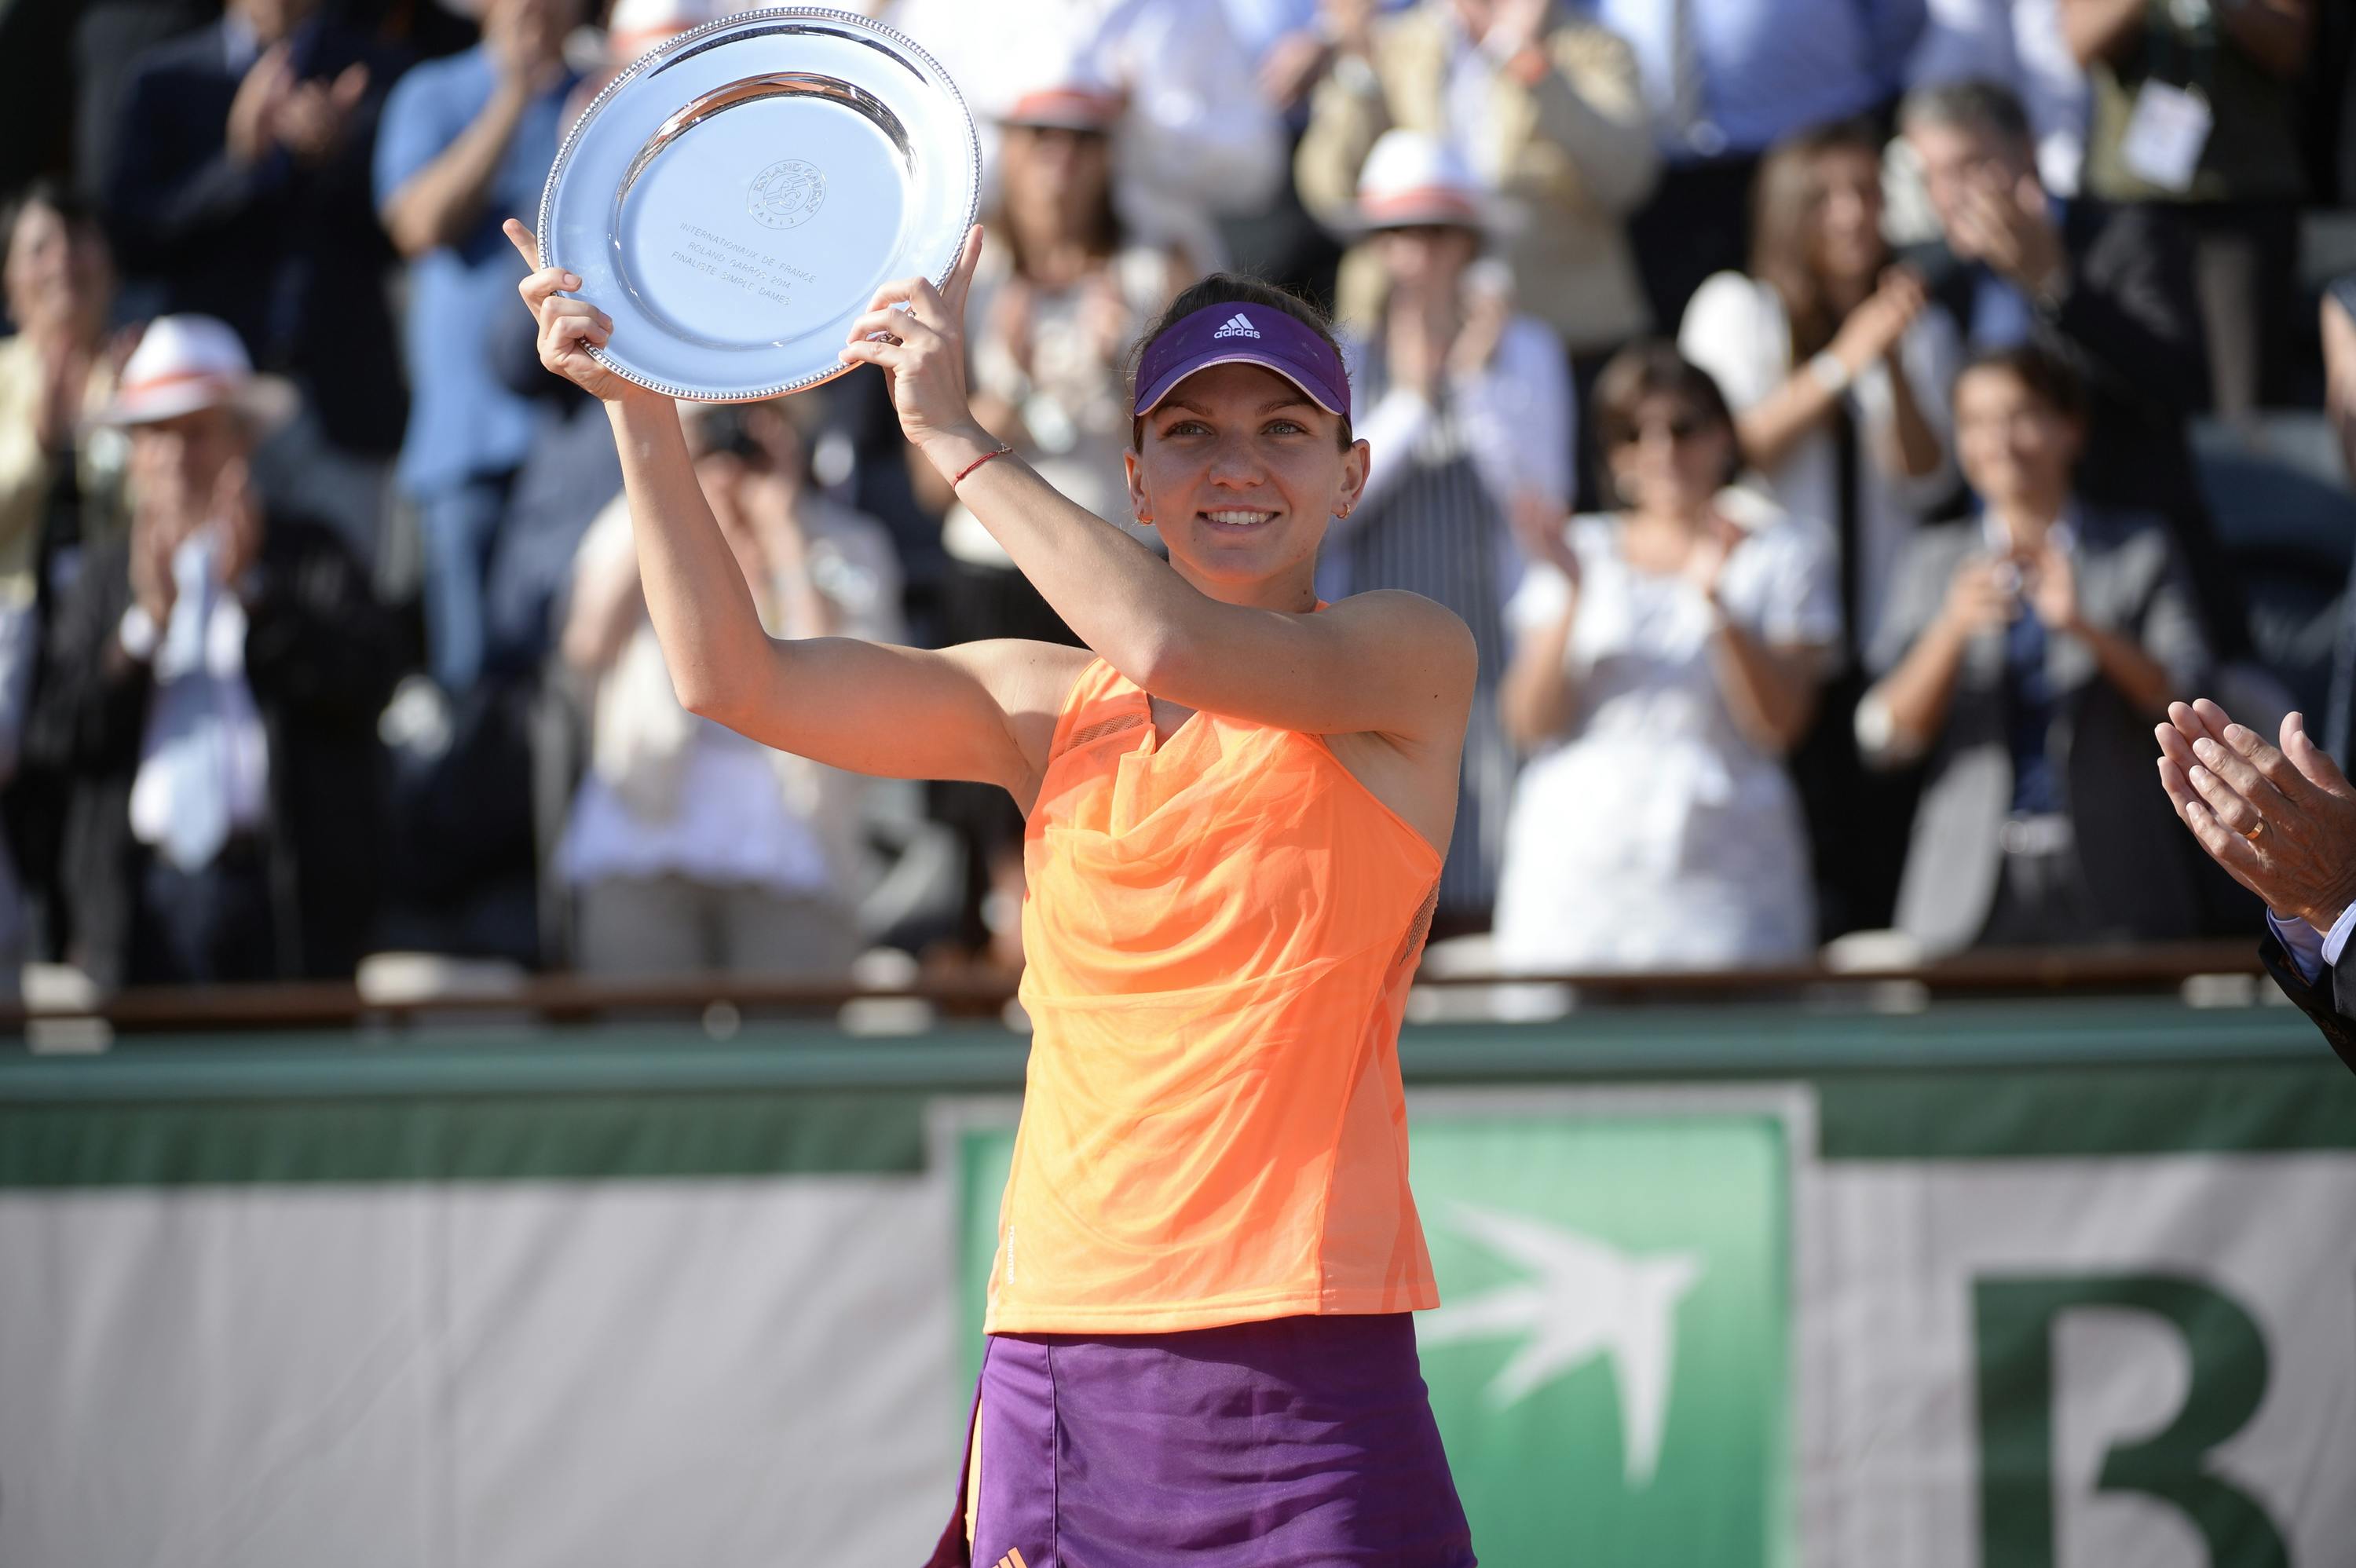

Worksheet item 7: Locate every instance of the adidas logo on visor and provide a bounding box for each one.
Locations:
[1212,313,1260,339]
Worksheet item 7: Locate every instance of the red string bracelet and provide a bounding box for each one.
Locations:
[951,443,1016,488]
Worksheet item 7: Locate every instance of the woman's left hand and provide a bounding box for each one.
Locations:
[1683,508,1747,606]
[840,224,990,462]
[2028,540,2080,633]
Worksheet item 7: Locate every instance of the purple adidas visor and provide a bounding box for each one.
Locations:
[1132,302,1351,422]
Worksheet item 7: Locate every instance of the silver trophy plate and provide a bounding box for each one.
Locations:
[537,7,979,401]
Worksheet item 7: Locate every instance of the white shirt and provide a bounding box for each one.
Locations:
[1678,269,1962,659]
[125,528,270,871]
[558,493,904,895]
[1492,502,1838,972]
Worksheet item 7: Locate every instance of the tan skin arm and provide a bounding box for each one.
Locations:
[1709,623,1820,754]
[2073,619,2179,714]
[558,524,644,674]
[382,79,536,258]
[1500,593,1580,750]
[2323,290,2356,487]
[1879,346,1945,481]
[1736,272,1939,481]
[836,229,1476,851]
[507,221,1472,848]
[599,385,1091,799]
[2027,539,2179,716]
[1867,558,2008,752]
[504,220,1091,807]
[1498,517,1820,756]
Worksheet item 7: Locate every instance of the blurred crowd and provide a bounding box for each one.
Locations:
[2,0,2354,997]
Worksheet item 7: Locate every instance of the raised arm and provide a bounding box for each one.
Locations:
[502,221,1087,806]
[838,229,1476,751]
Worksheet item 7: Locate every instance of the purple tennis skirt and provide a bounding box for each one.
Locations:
[920,1312,1476,1568]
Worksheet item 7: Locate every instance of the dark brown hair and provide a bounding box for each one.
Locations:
[1957,342,2087,423]
[2,177,104,260]
[1128,273,1354,450]
[1749,118,1886,362]
[1590,340,1743,500]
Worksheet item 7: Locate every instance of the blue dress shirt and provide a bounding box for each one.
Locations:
[373,46,580,495]
[1572,0,1902,159]
[2270,904,2356,987]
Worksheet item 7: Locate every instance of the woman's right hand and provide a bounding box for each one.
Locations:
[1939,555,2015,638]
[502,218,646,406]
[1828,266,1928,375]
[1508,491,1580,590]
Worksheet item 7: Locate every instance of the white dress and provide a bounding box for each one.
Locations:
[1492,507,1838,973]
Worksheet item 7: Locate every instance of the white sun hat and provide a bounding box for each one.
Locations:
[95,314,298,431]
[996,42,1124,133]
[1352,129,1497,233]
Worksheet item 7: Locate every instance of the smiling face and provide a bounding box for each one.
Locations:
[5,198,111,343]
[1605,391,1735,517]
[1954,362,2080,513]
[1126,361,1368,607]
[1907,117,2031,242]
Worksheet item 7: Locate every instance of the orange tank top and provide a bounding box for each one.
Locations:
[982,645,1444,1335]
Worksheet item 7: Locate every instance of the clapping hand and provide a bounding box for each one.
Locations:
[2025,539,2078,632]
[275,64,371,165]
[1827,267,1928,377]
[1506,492,1579,590]
[1681,508,1748,607]
[1939,555,2015,639]
[226,42,297,167]
[2156,699,2356,931]
[1948,165,2065,298]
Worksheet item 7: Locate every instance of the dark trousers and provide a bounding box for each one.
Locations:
[129,839,278,985]
[1625,154,1763,334]
[1791,673,1920,942]
[415,469,518,695]
[1977,834,2116,948]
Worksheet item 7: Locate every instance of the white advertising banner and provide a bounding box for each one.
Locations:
[0,1179,956,1568]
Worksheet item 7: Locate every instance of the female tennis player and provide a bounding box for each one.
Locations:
[504,217,1479,1567]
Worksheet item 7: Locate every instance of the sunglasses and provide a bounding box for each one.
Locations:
[1612,412,1713,448]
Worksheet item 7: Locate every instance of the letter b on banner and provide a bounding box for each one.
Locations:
[1974,1275,2289,1566]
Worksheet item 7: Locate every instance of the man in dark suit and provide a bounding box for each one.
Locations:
[22,315,396,989]
[1898,78,2247,663]
[102,0,408,464]
[2157,698,2356,1073]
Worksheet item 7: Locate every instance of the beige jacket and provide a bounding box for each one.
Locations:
[1296,5,1658,353]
